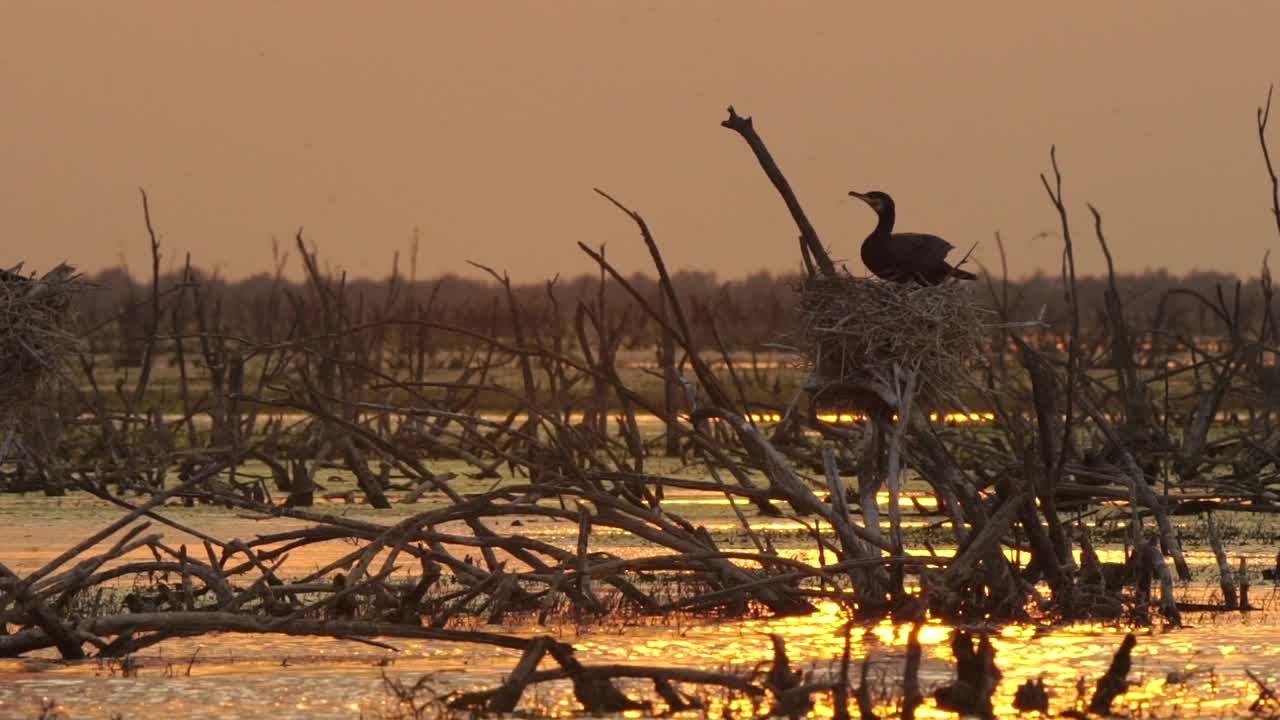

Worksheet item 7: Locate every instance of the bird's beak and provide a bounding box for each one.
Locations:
[848,191,869,202]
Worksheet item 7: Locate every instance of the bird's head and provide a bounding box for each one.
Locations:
[848,190,894,215]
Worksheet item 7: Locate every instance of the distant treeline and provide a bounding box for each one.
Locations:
[72,264,1270,355]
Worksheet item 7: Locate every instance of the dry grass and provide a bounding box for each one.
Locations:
[798,274,987,406]
[0,263,85,415]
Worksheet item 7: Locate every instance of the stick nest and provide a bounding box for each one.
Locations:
[0,264,86,413]
[798,274,986,406]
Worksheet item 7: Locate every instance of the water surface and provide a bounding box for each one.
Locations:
[1,493,1277,718]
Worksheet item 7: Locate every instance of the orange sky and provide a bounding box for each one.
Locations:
[3,3,1279,282]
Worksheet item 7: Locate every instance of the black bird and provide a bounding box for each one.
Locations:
[330,573,359,619]
[848,190,976,285]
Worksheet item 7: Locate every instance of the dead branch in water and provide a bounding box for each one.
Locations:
[4,102,1280,718]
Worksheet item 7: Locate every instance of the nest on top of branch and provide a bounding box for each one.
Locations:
[798,273,986,413]
[0,263,85,416]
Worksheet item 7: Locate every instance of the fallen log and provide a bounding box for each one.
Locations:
[0,611,535,657]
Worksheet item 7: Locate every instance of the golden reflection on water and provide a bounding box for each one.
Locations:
[3,498,1279,718]
[541,596,1280,718]
[737,412,998,424]
[662,490,939,511]
[2,593,1278,718]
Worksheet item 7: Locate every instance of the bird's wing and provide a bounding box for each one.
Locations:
[892,233,954,261]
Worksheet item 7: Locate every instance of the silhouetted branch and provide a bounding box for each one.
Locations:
[722,106,836,276]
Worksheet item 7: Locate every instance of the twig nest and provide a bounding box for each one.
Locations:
[798,274,986,409]
[0,264,85,415]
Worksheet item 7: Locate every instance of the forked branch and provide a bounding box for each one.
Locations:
[721,106,836,277]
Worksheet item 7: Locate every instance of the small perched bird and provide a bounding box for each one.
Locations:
[331,573,359,619]
[848,190,976,285]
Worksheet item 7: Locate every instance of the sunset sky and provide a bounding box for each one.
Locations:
[3,3,1279,282]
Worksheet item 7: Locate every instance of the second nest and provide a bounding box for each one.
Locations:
[1,264,84,414]
[799,274,986,406]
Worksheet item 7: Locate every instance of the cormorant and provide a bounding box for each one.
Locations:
[848,190,976,285]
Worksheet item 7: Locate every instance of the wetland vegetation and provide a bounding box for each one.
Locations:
[3,102,1280,718]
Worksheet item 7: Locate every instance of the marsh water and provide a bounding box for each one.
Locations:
[0,492,1277,719]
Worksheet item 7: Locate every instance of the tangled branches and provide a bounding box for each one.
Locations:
[0,265,83,404]
[0,263,85,462]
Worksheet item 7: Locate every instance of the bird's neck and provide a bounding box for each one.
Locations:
[873,205,896,235]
